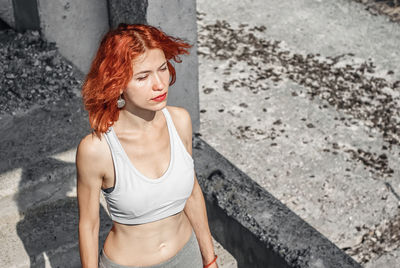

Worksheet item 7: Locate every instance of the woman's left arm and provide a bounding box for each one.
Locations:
[173,107,218,267]
[184,175,218,267]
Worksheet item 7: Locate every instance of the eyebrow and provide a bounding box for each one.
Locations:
[134,61,167,76]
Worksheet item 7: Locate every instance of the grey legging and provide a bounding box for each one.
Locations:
[99,231,203,268]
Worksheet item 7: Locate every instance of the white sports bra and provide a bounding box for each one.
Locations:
[102,107,194,225]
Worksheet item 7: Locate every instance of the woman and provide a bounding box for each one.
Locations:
[76,24,218,268]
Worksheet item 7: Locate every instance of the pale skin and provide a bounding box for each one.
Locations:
[76,48,218,267]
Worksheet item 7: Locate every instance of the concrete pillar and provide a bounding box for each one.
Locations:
[107,0,148,28]
[12,0,40,31]
[0,1,109,73]
[37,0,109,73]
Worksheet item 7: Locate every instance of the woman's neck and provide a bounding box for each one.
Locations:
[115,107,161,133]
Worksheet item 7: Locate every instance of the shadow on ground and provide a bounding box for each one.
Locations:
[0,97,112,267]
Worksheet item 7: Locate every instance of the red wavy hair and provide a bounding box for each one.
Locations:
[82,24,191,136]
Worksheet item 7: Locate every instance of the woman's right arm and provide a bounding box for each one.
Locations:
[76,134,106,268]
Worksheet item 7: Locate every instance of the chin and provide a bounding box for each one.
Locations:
[138,102,167,113]
[154,102,168,111]
[151,99,168,108]
[131,100,167,110]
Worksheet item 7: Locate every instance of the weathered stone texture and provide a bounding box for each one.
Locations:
[194,137,362,268]
[107,0,148,28]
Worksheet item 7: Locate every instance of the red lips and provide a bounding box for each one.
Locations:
[151,92,167,101]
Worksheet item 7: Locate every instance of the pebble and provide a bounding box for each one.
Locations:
[0,29,80,115]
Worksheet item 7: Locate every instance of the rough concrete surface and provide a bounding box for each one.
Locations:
[108,0,148,27]
[365,247,400,268]
[37,0,109,73]
[197,0,400,266]
[194,137,361,267]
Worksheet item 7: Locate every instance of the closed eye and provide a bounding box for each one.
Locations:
[160,64,168,71]
[136,75,148,81]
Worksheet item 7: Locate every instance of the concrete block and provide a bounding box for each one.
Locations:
[193,136,362,268]
[37,0,109,73]
[147,0,199,133]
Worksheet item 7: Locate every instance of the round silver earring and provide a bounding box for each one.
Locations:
[117,94,125,108]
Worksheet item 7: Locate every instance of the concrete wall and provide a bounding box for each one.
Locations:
[37,0,109,73]
[0,0,108,72]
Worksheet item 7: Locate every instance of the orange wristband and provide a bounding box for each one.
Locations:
[203,255,218,268]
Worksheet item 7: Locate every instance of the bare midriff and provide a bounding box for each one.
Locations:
[102,211,194,266]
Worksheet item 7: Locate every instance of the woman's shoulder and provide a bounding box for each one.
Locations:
[76,132,110,164]
[76,132,112,189]
[165,105,191,124]
[165,105,192,150]
[165,106,192,130]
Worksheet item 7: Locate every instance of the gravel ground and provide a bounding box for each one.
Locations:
[0,29,81,118]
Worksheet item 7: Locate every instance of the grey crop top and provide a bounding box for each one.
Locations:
[102,107,195,225]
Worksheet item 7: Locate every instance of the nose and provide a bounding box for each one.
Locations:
[152,73,165,91]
